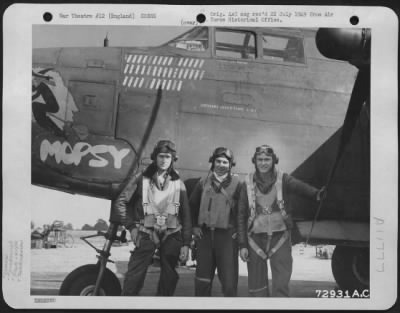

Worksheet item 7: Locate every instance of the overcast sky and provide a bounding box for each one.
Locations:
[31,25,191,230]
[31,185,111,230]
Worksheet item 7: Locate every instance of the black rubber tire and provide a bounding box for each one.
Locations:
[331,246,369,292]
[59,264,121,296]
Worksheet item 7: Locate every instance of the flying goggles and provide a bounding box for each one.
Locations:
[255,145,274,155]
[209,147,236,166]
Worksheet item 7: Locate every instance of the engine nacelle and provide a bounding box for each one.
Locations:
[316,28,371,68]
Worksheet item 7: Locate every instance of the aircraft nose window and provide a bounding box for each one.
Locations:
[215,29,256,60]
[262,34,305,64]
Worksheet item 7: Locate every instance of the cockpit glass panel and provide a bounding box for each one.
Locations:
[215,29,256,59]
[262,34,305,64]
[167,27,208,52]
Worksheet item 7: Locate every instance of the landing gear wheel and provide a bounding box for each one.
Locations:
[59,264,121,296]
[331,246,369,292]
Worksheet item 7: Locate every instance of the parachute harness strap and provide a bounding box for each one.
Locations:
[246,170,288,259]
[141,177,181,242]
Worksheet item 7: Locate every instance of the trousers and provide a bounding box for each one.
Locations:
[195,228,238,297]
[247,231,292,297]
[121,231,182,296]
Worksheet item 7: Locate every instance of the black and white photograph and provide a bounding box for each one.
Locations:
[2,4,398,310]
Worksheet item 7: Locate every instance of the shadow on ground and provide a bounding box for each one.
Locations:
[31,265,336,297]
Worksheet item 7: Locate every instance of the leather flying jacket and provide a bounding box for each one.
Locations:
[110,169,192,246]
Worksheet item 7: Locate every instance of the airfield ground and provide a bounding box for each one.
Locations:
[31,238,336,297]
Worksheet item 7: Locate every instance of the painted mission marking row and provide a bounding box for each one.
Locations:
[122,76,184,91]
[125,54,205,68]
[122,54,206,91]
[123,65,205,79]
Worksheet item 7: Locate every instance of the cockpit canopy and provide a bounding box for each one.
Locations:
[164,27,305,64]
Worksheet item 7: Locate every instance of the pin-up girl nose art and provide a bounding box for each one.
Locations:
[32,68,78,137]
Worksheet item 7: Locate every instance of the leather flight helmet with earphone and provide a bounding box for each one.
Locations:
[252,145,279,164]
[208,147,236,167]
[150,140,178,162]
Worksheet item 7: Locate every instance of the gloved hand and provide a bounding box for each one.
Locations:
[239,248,249,262]
[193,226,203,239]
[316,186,327,201]
[180,245,190,263]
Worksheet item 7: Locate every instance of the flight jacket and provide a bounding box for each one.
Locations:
[110,168,192,247]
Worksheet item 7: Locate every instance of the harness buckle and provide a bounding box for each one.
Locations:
[262,206,273,215]
[156,215,167,227]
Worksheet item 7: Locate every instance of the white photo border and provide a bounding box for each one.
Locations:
[2,4,398,310]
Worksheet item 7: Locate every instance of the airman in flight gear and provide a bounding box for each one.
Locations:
[189,147,241,297]
[113,140,192,296]
[237,145,326,297]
